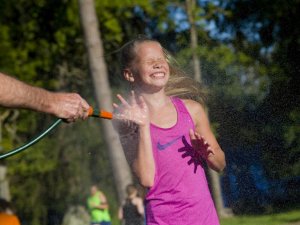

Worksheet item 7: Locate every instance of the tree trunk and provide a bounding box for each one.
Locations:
[78,0,132,202]
[0,165,10,200]
[207,167,232,217]
[185,0,230,217]
[186,0,202,82]
[0,111,11,200]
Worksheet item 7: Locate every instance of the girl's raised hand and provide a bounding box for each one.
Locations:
[189,129,215,160]
[113,91,150,127]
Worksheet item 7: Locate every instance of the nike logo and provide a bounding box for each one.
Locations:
[157,136,183,150]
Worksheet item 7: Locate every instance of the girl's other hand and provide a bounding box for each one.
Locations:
[189,129,215,160]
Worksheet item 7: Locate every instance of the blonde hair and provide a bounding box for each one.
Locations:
[120,35,207,106]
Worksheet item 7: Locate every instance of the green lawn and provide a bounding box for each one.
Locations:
[220,210,300,225]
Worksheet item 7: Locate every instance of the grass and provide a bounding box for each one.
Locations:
[220,209,300,225]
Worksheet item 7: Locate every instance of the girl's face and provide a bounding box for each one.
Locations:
[126,41,170,92]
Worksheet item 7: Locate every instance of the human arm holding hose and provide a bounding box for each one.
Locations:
[0,72,90,122]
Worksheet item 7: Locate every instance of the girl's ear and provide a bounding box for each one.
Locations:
[123,69,134,82]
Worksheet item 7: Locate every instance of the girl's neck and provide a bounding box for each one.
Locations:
[141,91,170,109]
[133,86,167,105]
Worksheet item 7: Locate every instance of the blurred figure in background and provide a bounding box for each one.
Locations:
[119,184,144,225]
[87,185,111,225]
[0,198,21,225]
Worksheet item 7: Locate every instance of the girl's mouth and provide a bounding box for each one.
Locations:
[151,72,165,78]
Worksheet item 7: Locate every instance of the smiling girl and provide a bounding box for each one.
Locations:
[113,36,226,225]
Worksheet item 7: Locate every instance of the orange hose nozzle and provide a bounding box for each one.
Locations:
[88,107,94,116]
[100,110,113,119]
[88,107,113,120]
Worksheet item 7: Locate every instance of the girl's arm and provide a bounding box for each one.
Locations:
[133,124,155,187]
[118,206,123,220]
[185,100,226,172]
[135,198,145,216]
[114,92,155,187]
[94,192,109,210]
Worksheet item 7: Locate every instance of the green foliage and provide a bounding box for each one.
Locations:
[177,42,268,101]
[7,138,59,225]
[0,0,118,224]
[208,0,300,178]
[283,108,300,176]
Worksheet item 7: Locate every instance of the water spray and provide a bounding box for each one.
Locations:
[0,107,113,160]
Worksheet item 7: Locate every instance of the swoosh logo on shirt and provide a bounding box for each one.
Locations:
[157,136,182,151]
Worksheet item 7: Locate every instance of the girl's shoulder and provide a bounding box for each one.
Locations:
[181,99,204,114]
[181,99,206,124]
[131,197,143,206]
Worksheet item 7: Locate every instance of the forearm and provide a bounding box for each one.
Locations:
[0,73,52,112]
[90,201,109,210]
[133,125,155,187]
[118,208,123,219]
[206,147,226,172]
[0,73,90,121]
[97,203,109,210]
[137,201,145,215]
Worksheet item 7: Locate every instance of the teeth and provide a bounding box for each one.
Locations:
[152,72,164,78]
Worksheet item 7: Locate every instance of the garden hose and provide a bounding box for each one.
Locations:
[0,107,113,160]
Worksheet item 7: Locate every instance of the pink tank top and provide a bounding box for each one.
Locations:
[145,97,219,225]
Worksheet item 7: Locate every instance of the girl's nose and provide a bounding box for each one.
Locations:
[153,63,162,69]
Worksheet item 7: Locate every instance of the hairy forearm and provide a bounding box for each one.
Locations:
[0,73,90,122]
[133,125,155,187]
[0,73,53,113]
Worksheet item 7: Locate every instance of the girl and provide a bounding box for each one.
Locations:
[118,184,144,225]
[113,36,226,225]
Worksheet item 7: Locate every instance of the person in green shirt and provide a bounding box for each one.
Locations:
[87,185,111,225]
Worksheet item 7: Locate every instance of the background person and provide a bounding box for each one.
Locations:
[118,184,144,225]
[0,198,21,225]
[87,185,111,225]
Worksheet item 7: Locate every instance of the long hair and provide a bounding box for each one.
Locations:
[120,35,207,106]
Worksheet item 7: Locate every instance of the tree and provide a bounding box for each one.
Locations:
[216,0,300,179]
[182,0,229,217]
[0,1,118,223]
[78,0,133,202]
[186,0,202,82]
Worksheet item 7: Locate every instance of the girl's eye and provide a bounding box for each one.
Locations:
[147,61,154,65]
[145,59,166,65]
